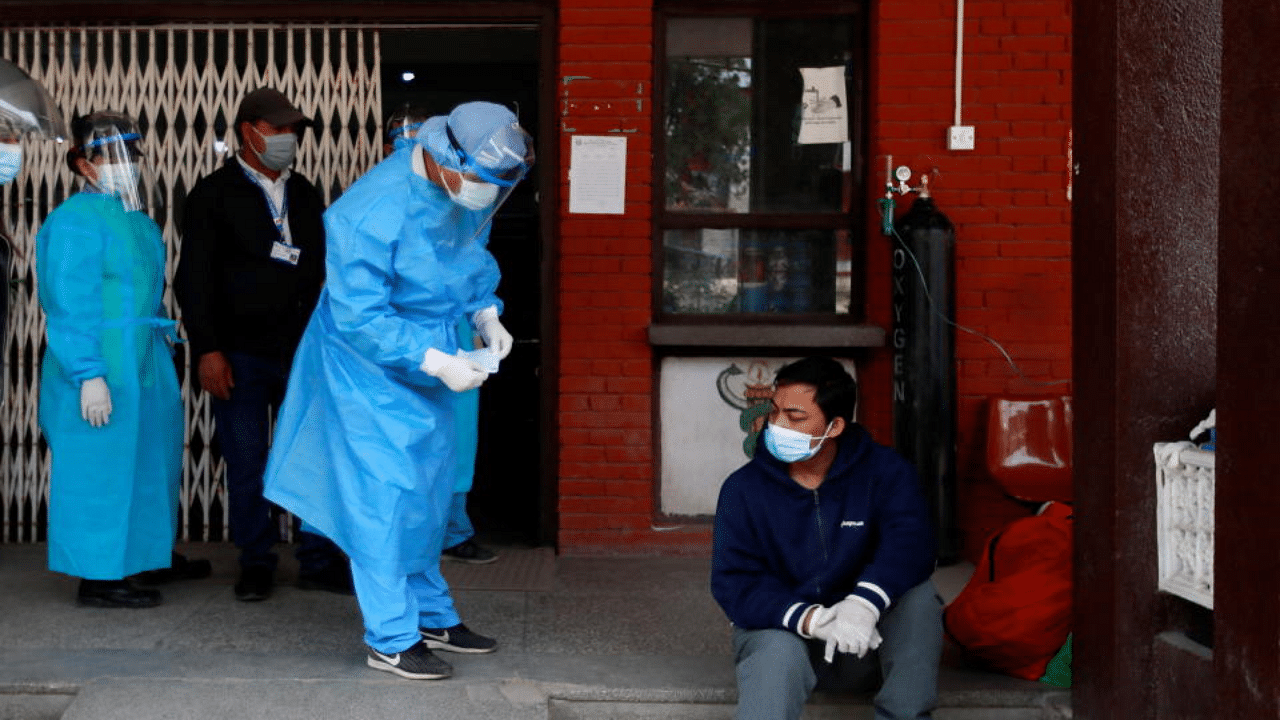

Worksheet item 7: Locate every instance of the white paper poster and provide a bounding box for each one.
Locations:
[568,135,627,214]
[797,66,848,145]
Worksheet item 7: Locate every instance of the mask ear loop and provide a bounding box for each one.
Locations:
[808,420,836,456]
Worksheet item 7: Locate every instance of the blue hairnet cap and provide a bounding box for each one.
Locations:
[423,101,533,186]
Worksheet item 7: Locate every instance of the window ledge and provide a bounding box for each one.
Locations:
[648,323,885,349]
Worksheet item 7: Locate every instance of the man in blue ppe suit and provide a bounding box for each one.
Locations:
[712,357,944,720]
[385,106,498,566]
[37,112,183,608]
[265,100,532,680]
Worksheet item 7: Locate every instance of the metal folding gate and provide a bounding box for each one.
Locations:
[0,24,382,542]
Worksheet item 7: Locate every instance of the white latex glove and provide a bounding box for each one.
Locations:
[472,306,513,360]
[803,606,840,663]
[828,595,882,659]
[80,377,112,427]
[420,348,487,392]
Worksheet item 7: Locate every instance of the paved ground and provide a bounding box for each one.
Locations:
[0,542,1068,719]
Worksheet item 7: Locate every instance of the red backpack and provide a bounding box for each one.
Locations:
[943,501,1073,680]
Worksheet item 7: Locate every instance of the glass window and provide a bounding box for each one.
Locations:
[663,16,858,215]
[663,228,855,314]
[658,13,865,320]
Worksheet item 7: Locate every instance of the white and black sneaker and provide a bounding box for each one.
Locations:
[420,623,498,654]
[366,640,453,680]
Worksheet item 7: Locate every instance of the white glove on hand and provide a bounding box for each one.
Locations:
[803,606,841,663]
[420,348,487,392]
[80,377,112,427]
[473,306,513,360]
[828,595,882,659]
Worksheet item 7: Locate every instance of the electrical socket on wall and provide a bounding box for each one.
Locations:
[948,125,975,151]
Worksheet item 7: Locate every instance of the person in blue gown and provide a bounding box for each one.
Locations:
[385,106,498,567]
[36,111,184,608]
[265,101,532,679]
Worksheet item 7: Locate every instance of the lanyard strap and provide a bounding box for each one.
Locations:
[239,164,291,246]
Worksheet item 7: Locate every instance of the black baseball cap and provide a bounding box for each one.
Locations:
[235,87,314,129]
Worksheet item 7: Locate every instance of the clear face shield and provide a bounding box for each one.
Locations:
[76,113,154,213]
[440,119,535,242]
[0,60,67,186]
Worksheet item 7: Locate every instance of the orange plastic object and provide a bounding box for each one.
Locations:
[986,396,1073,503]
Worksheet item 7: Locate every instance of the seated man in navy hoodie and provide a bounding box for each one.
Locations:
[711,357,943,720]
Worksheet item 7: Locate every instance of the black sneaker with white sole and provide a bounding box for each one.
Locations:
[366,640,453,680]
[420,623,498,654]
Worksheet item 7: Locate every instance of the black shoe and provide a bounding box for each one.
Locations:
[133,552,213,585]
[420,623,497,654]
[234,565,274,602]
[77,579,162,609]
[366,640,453,680]
[441,539,498,565]
[297,562,354,595]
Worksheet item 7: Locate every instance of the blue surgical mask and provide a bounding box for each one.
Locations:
[253,126,298,171]
[764,421,833,464]
[0,142,22,185]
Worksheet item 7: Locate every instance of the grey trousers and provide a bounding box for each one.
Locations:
[731,579,944,720]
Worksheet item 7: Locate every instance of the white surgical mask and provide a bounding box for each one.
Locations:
[253,126,298,172]
[95,162,139,199]
[763,421,833,464]
[0,142,22,185]
[447,174,499,211]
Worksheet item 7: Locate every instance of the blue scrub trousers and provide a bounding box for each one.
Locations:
[731,580,944,720]
[212,351,343,574]
[351,560,462,653]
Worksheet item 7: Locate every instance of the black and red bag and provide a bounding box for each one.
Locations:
[943,501,1073,680]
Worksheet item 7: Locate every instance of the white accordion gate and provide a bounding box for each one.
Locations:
[0,24,382,542]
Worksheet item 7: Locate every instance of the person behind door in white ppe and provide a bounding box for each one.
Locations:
[711,357,944,720]
[384,104,499,567]
[263,100,532,680]
[36,111,187,608]
[176,87,350,602]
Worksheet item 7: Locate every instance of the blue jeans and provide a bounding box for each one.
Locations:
[731,579,944,720]
[211,351,342,574]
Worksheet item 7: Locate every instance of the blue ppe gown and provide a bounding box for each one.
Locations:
[36,191,184,580]
[263,148,502,651]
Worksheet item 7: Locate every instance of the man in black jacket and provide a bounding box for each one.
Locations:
[176,87,348,602]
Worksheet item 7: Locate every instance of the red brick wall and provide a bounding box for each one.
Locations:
[868,0,1074,560]
[555,0,1073,559]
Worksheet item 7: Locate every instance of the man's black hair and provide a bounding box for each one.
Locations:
[774,356,857,424]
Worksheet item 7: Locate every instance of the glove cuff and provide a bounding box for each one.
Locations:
[796,604,823,639]
[472,305,499,326]
[846,593,881,621]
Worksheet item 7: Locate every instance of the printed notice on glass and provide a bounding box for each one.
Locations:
[797,66,848,145]
[569,135,627,214]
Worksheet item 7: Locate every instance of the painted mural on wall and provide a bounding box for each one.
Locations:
[660,357,857,516]
[715,360,780,458]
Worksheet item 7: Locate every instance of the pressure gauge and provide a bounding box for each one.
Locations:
[894,165,912,183]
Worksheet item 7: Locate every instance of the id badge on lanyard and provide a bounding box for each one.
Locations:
[245,165,301,266]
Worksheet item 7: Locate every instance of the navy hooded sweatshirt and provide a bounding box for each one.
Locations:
[711,424,936,634]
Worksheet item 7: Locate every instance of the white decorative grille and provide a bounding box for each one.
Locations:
[1,24,382,542]
[1154,443,1215,609]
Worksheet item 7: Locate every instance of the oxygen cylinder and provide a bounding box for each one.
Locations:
[891,194,958,563]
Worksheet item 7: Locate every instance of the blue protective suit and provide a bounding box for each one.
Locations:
[36,191,183,580]
[263,147,501,648]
